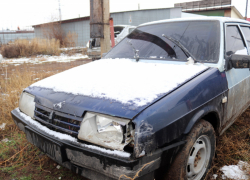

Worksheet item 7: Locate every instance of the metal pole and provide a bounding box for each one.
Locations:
[246,0,248,20]
[100,0,111,55]
[58,0,62,21]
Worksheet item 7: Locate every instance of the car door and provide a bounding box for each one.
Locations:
[224,23,250,129]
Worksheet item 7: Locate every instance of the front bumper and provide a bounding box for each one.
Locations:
[11,108,184,180]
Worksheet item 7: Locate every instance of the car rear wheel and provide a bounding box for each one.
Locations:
[164,120,216,180]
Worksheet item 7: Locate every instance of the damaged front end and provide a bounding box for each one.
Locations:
[78,112,135,152]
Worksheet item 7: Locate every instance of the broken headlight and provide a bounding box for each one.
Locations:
[78,112,134,151]
[19,92,35,118]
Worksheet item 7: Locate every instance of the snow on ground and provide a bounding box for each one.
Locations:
[31,59,208,107]
[16,108,131,158]
[1,53,88,64]
[0,54,3,63]
[60,46,85,51]
[1,138,10,143]
[212,174,218,179]
[220,161,250,180]
[0,123,6,130]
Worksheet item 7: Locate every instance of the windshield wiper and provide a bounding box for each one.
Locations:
[127,40,140,62]
[162,34,197,63]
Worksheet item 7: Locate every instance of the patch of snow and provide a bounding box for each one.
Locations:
[53,101,65,109]
[235,48,248,55]
[212,174,218,179]
[139,150,145,157]
[1,94,9,96]
[0,54,3,63]
[221,161,250,180]
[2,53,88,64]
[60,46,85,51]
[16,108,131,158]
[1,138,10,143]
[0,123,6,130]
[186,57,195,65]
[31,59,208,107]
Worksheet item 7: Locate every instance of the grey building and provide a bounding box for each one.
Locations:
[33,7,183,47]
[0,30,34,45]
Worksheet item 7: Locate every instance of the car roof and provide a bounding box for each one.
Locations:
[114,25,137,28]
[139,17,250,27]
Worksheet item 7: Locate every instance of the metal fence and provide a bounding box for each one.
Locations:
[175,0,232,11]
[0,31,35,45]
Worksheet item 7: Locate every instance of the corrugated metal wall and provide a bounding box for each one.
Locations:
[111,8,181,26]
[0,32,34,44]
[34,7,182,47]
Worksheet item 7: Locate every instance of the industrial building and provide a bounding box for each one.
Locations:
[175,0,244,19]
[0,30,34,45]
[32,7,185,47]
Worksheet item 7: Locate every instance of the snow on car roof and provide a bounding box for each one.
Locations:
[140,17,250,27]
[114,25,137,28]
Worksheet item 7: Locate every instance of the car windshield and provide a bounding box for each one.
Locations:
[105,20,220,63]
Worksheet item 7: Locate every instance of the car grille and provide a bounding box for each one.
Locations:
[33,104,81,137]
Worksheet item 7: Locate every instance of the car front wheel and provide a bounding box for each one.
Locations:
[165,120,216,180]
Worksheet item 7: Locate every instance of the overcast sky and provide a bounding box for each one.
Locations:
[0,0,248,30]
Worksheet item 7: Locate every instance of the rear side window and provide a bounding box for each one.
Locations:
[226,26,247,56]
[240,26,250,49]
[129,28,135,34]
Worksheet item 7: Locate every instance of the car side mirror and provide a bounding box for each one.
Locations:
[226,54,250,70]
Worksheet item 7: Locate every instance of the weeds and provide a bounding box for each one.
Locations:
[0,60,90,180]
[206,110,250,179]
[0,38,60,58]
[41,20,78,48]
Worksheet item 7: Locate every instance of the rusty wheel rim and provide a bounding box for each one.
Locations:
[187,135,211,180]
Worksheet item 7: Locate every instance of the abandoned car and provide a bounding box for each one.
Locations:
[11,17,250,180]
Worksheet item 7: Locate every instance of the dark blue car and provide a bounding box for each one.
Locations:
[11,17,250,180]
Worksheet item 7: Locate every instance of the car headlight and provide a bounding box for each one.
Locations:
[78,112,134,151]
[19,92,35,118]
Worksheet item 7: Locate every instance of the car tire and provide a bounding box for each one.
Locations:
[164,120,216,180]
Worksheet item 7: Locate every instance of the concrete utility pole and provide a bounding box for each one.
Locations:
[101,0,111,54]
[58,0,62,21]
[90,0,111,55]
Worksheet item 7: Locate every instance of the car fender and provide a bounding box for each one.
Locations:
[183,106,221,134]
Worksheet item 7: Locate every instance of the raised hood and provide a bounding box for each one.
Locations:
[26,59,208,119]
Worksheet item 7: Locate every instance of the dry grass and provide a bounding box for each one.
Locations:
[0,38,60,58]
[63,31,78,48]
[0,60,90,180]
[206,110,250,179]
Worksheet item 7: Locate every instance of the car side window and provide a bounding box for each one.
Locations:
[226,25,247,56]
[240,26,250,49]
[128,28,135,34]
